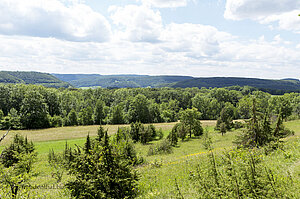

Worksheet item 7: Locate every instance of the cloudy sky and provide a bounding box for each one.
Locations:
[0,0,299,79]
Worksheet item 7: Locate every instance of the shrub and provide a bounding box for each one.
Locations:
[64,132,139,198]
[167,127,178,146]
[147,139,173,156]
[233,121,244,129]
[157,128,164,140]
[0,134,35,169]
[190,148,294,198]
[49,115,63,127]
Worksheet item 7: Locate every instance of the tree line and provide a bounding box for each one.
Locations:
[0,84,299,129]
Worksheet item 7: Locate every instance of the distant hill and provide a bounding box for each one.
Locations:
[52,74,194,88]
[171,77,300,94]
[53,74,299,94]
[0,71,71,88]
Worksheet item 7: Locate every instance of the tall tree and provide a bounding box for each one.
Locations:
[20,90,49,129]
[94,99,105,125]
[180,108,203,138]
[128,94,150,123]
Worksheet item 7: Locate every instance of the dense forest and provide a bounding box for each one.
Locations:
[0,71,71,88]
[52,73,300,94]
[0,83,299,198]
[0,83,299,130]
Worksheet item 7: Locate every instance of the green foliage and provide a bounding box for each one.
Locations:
[129,122,160,144]
[108,104,124,124]
[167,126,179,146]
[0,71,71,88]
[172,77,300,94]
[130,122,144,143]
[48,149,65,183]
[215,102,235,131]
[0,83,299,131]
[0,135,36,199]
[128,94,150,123]
[67,109,78,126]
[190,148,294,198]
[268,95,293,120]
[0,109,3,120]
[94,99,105,125]
[64,132,139,199]
[219,122,227,136]
[53,73,193,88]
[79,106,93,125]
[0,108,22,130]
[1,134,35,168]
[49,115,63,127]
[180,108,203,137]
[148,139,173,156]
[20,90,50,129]
[112,128,144,166]
[53,74,300,94]
[170,122,188,141]
[97,125,107,141]
[236,99,294,148]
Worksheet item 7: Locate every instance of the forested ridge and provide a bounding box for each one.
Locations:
[0,83,300,198]
[0,84,299,130]
[52,73,194,88]
[52,73,300,94]
[0,71,71,88]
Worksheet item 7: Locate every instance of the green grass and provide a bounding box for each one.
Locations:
[0,120,299,198]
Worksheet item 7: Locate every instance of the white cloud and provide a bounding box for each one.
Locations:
[262,10,300,33]
[0,1,299,79]
[225,0,300,20]
[0,0,111,42]
[139,0,190,8]
[1,30,299,79]
[225,0,300,33]
[160,23,232,57]
[109,5,163,42]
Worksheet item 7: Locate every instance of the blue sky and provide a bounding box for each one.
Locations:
[0,0,299,79]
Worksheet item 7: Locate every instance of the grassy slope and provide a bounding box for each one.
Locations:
[0,120,299,198]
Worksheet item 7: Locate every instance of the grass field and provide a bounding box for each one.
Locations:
[0,119,299,198]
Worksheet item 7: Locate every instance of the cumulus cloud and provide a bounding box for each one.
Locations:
[0,1,299,79]
[0,0,111,42]
[225,0,300,33]
[160,23,232,57]
[109,5,163,42]
[1,31,299,79]
[139,0,190,8]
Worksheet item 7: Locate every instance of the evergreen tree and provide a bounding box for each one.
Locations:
[94,99,105,125]
[65,132,139,198]
[67,109,78,126]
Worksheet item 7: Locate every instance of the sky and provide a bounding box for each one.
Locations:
[0,0,299,79]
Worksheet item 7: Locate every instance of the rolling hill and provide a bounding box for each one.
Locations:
[171,77,300,94]
[53,73,300,94]
[52,74,194,88]
[0,71,71,88]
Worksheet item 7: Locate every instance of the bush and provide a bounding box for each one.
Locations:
[167,128,178,146]
[112,127,144,166]
[233,121,244,129]
[0,134,35,169]
[157,128,164,140]
[64,132,139,198]
[147,139,173,156]
[190,148,294,198]
[49,115,63,127]
[171,123,188,141]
